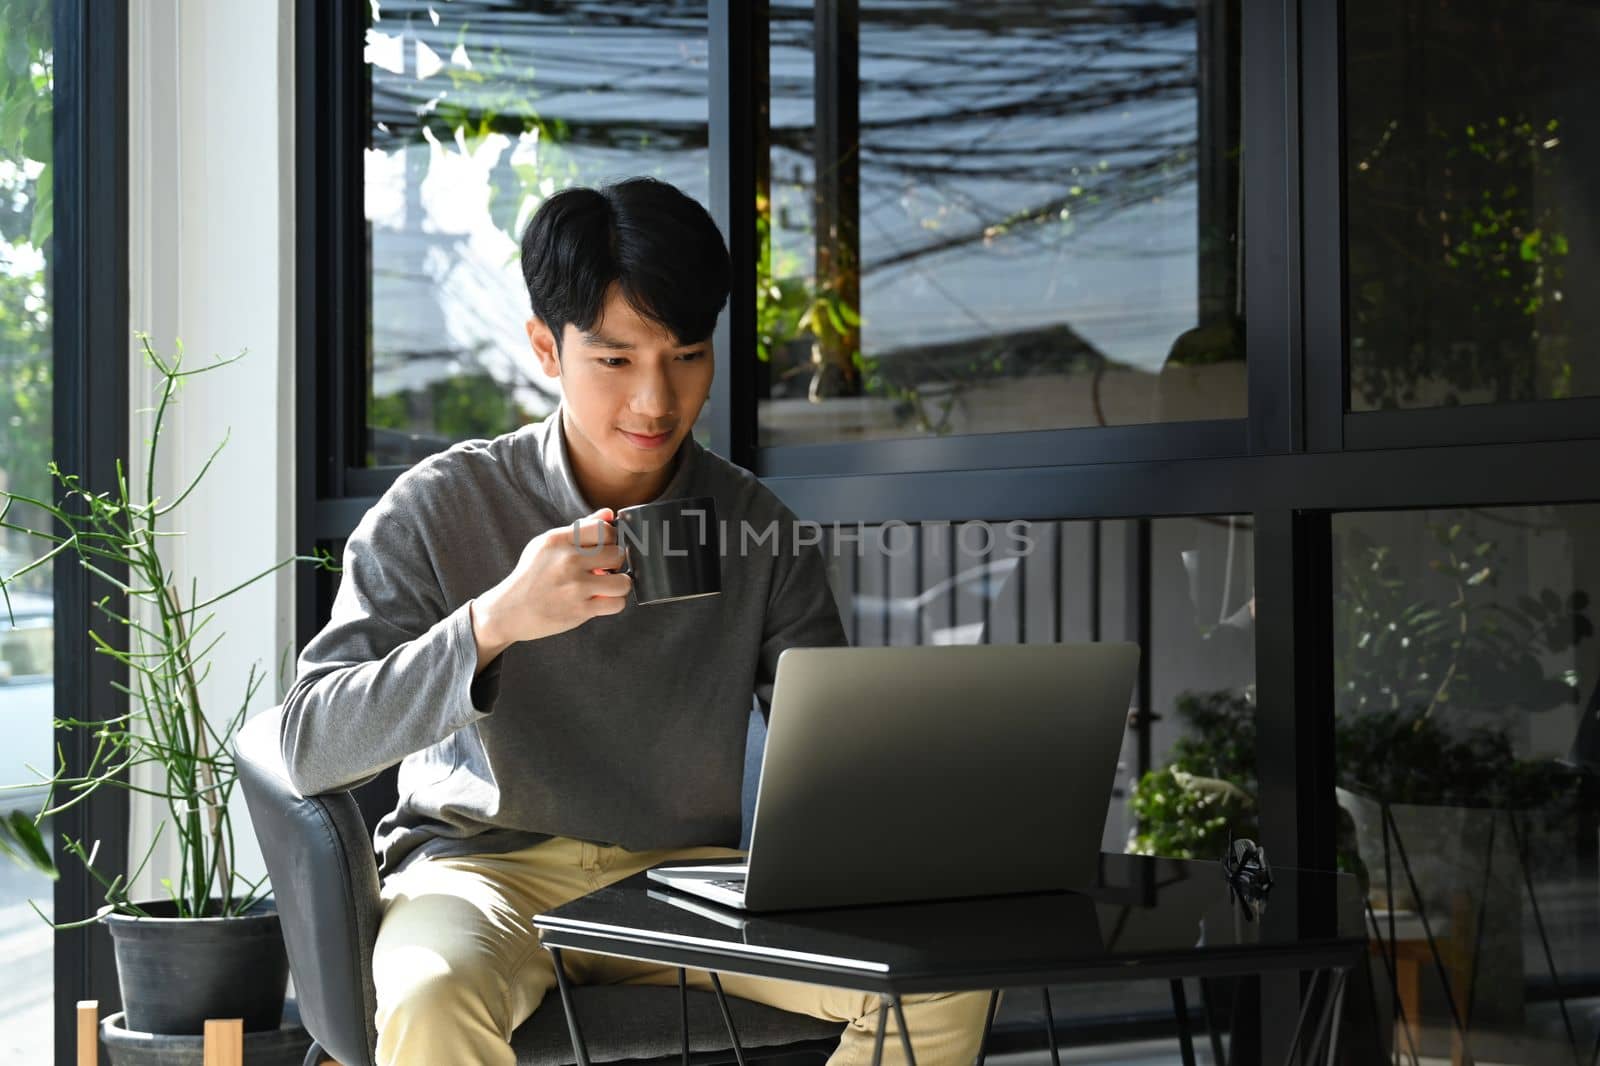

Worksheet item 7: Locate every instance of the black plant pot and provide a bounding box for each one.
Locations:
[103,898,289,1035]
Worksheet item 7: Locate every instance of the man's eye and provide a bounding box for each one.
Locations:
[678,350,706,362]
[599,357,628,368]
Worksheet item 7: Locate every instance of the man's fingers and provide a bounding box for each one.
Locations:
[590,593,629,615]
[573,544,626,572]
[580,571,632,601]
[569,508,618,549]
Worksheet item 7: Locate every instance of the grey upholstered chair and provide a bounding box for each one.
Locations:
[235,706,843,1066]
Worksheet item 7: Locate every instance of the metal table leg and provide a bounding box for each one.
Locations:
[891,996,918,1066]
[1200,978,1229,1066]
[1303,970,1343,1065]
[872,994,890,1066]
[1280,969,1327,1066]
[1041,987,1061,1066]
[1322,967,1350,1066]
[708,972,749,1066]
[1170,978,1197,1066]
[1277,966,1355,1066]
[678,967,690,1066]
[547,946,591,1066]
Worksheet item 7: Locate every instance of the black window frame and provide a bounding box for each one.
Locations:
[51,2,131,1063]
[295,0,1600,1055]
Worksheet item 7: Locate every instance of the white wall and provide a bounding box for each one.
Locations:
[126,0,296,901]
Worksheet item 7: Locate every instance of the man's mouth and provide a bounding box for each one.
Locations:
[619,428,674,449]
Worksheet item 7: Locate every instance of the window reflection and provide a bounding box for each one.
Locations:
[760,0,1246,447]
[363,0,710,465]
[1332,507,1600,1060]
[0,0,54,1058]
[1346,0,1600,410]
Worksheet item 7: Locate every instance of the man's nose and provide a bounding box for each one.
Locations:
[630,370,675,418]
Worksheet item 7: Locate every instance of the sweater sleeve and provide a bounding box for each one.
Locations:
[279,488,504,796]
[753,514,849,718]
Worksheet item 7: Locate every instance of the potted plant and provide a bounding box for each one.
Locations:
[0,334,336,1047]
[1127,687,1261,861]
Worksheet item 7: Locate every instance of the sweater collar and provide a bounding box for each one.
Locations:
[527,403,700,522]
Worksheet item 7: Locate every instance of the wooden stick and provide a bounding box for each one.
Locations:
[75,1001,97,1066]
[202,1018,243,1066]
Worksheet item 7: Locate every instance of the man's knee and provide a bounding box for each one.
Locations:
[375,964,526,1066]
[375,942,559,1056]
[378,963,502,1031]
[928,988,995,1019]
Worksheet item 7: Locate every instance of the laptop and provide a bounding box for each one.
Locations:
[647,642,1139,912]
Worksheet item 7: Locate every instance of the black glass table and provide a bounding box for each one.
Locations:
[533,852,1367,1066]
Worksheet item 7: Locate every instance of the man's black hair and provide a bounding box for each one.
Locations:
[519,177,731,353]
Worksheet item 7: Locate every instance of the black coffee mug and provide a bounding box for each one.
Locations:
[613,495,721,606]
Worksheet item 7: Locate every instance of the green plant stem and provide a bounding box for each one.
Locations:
[0,337,339,918]
[161,580,229,909]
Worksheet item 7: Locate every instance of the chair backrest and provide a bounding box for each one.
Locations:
[235,707,383,1066]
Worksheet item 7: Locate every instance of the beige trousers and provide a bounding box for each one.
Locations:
[372,836,993,1066]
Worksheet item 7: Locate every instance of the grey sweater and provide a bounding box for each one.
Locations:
[279,410,847,875]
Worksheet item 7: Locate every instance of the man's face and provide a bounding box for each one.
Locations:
[526,284,714,486]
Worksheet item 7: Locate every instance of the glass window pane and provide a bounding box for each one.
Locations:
[364,1,710,466]
[1332,507,1600,1059]
[1346,0,1600,410]
[0,0,54,1059]
[759,1,1246,447]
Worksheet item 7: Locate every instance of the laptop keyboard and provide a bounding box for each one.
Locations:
[709,879,746,894]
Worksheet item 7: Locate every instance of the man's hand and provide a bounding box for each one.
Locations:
[469,508,631,672]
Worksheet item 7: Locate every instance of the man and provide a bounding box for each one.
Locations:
[280,178,990,1066]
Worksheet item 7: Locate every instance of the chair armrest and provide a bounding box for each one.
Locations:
[236,706,381,1066]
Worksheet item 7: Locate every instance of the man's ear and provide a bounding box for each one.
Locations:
[526,317,562,378]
